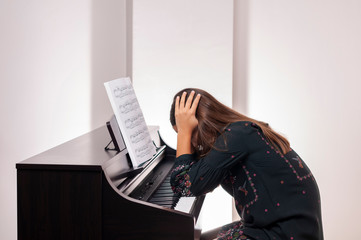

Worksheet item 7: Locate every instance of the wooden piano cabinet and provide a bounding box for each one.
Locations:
[102,173,195,240]
[17,168,102,240]
[16,126,198,240]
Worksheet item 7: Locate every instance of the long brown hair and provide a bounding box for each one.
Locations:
[170,88,290,157]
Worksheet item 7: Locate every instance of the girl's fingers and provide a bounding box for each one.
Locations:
[190,93,201,112]
[176,90,200,113]
[185,91,195,109]
[179,91,187,109]
[175,96,180,114]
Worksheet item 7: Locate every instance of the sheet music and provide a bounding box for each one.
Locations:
[104,77,156,167]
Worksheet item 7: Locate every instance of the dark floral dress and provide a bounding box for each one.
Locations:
[170,121,323,240]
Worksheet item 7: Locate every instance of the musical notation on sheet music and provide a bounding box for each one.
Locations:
[104,77,156,167]
[124,113,144,129]
[113,85,133,99]
[130,126,149,144]
[119,98,139,114]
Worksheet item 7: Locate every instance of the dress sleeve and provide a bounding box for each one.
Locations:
[170,124,249,197]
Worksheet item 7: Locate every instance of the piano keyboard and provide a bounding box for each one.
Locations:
[148,174,197,214]
[148,174,181,209]
[124,152,204,218]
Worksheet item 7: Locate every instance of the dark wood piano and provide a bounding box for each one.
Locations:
[16,126,205,240]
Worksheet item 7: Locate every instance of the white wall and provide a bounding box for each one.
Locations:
[132,0,234,231]
[133,0,234,145]
[2,0,360,239]
[240,0,361,238]
[0,1,127,239]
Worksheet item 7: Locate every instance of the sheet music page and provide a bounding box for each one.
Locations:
[104,77,156,167]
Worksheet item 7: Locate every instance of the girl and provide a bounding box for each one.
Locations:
[170,89,323,240]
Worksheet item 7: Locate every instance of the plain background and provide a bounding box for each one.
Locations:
[132,0,234,231]
[1,0,361,239]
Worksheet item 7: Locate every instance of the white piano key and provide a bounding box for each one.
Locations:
[174,196,196,214]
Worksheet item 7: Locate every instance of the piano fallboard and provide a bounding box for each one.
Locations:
[16,126,204,240]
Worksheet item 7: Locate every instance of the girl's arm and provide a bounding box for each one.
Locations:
[171,123,249,197]
[174,91,201,157]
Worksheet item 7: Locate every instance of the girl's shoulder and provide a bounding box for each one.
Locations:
[223,121,261,137]
[227,121,260,130]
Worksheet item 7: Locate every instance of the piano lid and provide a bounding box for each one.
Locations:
[16,125,161,172]
[16,126,116,171]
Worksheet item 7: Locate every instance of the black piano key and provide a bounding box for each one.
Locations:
[154,188,173,193]
[149,199,175,205]
[149,196,178,202]
[150,193,175,198]
[149,191,177,200]
[151,193,175,198]
[156,189,172,193]
[154,185,172,192]
[146,169,183,210]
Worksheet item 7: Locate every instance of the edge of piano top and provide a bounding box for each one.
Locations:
[16,125,204,240]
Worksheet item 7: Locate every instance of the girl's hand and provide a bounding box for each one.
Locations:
[174,91,201,135]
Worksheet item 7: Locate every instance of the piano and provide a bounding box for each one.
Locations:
[16,126,205,240]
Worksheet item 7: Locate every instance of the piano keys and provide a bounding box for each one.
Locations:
[16,126,204,240]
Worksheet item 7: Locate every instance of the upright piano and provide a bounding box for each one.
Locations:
[16,126,204,240]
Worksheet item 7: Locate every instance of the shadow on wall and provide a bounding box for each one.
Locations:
[232,0,249,115]
[91,0,127,129]
[231,0,249,222]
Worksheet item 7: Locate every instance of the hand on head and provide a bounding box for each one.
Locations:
[174,90,201,135]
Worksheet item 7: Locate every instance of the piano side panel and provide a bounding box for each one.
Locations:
[17,169,102,240]
[101,173,195,240]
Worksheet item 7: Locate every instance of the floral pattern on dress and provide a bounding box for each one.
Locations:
[171,162,195,197]
[169,121,323,240]
[217,221,252,240]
